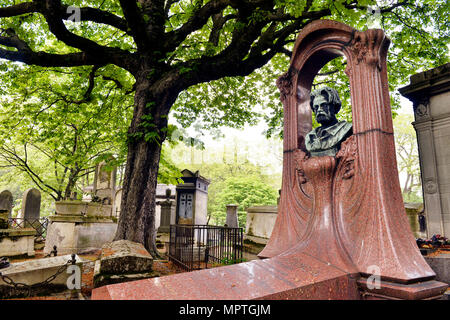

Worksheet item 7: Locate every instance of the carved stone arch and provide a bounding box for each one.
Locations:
[260,20,437,286]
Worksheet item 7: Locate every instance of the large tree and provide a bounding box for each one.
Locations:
[0,0,447,256]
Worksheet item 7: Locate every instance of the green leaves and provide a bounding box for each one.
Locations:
[0,62,133,200]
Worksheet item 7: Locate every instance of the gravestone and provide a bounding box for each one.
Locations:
[155,184,176,230]
[22,188,41,226]
[157,188,173,233]
[0,190,13,219]
[93,160,117,205]
[225,204,239,228]
[92,20,447,300]
[399,63,450,238]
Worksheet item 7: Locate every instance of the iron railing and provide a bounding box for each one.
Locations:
[8,217,49,238]
[168,224,243,272]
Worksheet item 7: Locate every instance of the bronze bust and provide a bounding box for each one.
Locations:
[305,87,352,157]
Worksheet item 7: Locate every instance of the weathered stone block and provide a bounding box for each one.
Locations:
[425,253,450,284]
[98,240,153,274]
[86,203,112,217]
[245,205,278,241]
[44,220,117,255]
[55,201,112,217]
[93,240,155,288]
[55,200,86,215]
[0,229,36,257]
[0,254,83,298]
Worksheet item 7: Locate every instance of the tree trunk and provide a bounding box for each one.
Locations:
[114,72,170,257]
[64,169,77,200]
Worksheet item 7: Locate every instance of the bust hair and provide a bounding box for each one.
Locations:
[310,87,342,113]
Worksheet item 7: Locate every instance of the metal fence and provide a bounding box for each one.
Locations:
[8,217,49,238]
[168,224,243,272]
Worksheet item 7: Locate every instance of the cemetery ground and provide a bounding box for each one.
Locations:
[4,245,189,300]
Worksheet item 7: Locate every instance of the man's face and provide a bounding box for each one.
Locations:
[312,95,335,126]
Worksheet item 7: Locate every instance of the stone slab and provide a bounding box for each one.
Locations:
[93,259,159,288]
[0,254,83,287]
[92,252,360,300]
[425,253,450,285]
[244,234,269,245]
[358,278,448,300]
[98,240,153,274]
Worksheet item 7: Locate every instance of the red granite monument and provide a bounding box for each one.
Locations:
[92,20,447,300]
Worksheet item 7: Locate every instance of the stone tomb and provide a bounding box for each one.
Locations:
[176,169,210,225]
[92,20,447,300]
[0,210,36,257]
[0,254,83,298]
[44,200,117,255]
[44,159,119,255]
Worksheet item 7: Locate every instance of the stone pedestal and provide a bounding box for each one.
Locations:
[405,202,427,238]
[44,201,117,255]
[225,204,239,228]
[400,63,450,237]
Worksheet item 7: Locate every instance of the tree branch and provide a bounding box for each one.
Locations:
[118,0,151,50]
[0,1,128,33]
[165,0,232,52]
[42,0,131,67]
